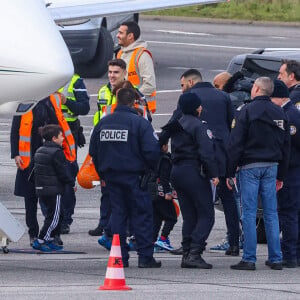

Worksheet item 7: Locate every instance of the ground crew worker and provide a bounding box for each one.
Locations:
[93,59,127,126]
[89,88,161,268]
[271,80,300,268]
[116,21,156,113]
[59,74,90,234]
[90,59,140,237]
[278,60,300,107]
[10,101,49,246]
[162,92,219,269]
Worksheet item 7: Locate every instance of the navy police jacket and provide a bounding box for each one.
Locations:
[163,114,218,178]
[228,96,290,181]
[190,82,234,177]
[282,100,300,186]
[289,84,300,110]
[89,105,160,176]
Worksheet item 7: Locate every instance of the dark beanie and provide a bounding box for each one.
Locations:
[271,80,289,98]
[178,92,202,115]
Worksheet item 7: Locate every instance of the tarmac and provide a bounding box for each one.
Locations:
[1,147,300,300]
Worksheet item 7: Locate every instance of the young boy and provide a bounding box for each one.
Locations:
[150,143,178,252]
[32,124,75,251]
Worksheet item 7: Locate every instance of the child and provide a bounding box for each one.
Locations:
[32,124,75,251]
[150,143,177,252]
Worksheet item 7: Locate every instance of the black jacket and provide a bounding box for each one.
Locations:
[163,114,218,178]
[89,105,160,177]
[228,96,290,180]
[148,152,173,200]
[11,101,51,197]
[34,141,74,197]
[190,82,234,177]
[289,84,300,107]
[282,100,300,186]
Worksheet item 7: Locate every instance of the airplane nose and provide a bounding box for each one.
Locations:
[0,0,74,103]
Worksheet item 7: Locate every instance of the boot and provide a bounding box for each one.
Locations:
[181,247,212,269]
[180,249,190,268]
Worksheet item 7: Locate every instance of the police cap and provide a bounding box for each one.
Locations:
[271,80,289,98]
[179,92,202,115]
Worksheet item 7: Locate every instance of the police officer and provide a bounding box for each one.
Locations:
[89,88,161,268]
[278,60,300,107]
[59,74,90,234]
[162,92,219,269]
[10,101,49,245]
[271,80,300,268]
[180,69,240,256]
[228,77,290,271]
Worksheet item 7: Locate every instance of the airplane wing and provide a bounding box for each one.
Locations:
[47,0,227,22]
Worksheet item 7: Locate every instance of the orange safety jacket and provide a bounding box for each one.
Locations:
[49,93,76,162]
[117,47,156,113]
[18,110,33,169]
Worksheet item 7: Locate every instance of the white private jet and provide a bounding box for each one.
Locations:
[0,0,226,113]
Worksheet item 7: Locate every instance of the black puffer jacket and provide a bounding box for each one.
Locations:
[34,141,74,197]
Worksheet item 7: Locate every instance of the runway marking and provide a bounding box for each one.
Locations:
[155,29,212,36]
[148,40,256,50]
[270,36,287,39]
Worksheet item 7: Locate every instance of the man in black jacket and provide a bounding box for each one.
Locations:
[180,69,240,256]
[278,60,300,108]
[228,77,290,271]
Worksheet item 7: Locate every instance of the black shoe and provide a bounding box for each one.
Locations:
[298,259,300,267]
[88,225,103,236]
[29,236,36,247]
[61,225,70,234]
[282,260,297,268]
[181,253,212,269]
[54,235,63,246]
[123,261,129,268]
[170,246,183,255]
[265,260,283,270]
[231,260,256,270]
[225,246,239,256]
[138,257,161,268]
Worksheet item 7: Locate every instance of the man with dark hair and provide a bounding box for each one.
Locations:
[89,88,161,268]
[228,77,290,271]
[181,68,240,256]
[116,21,156,113]
[93,59,127,126]
[278,59,300,107]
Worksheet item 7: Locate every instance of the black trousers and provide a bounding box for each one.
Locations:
[105,173,154,264]
[38,194,62,241]
[277,184,300,261]
[171,164,215,253]
[217,177,240,248]
[153,197,177,242]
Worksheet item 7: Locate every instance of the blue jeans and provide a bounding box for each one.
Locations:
[239,165,282,263]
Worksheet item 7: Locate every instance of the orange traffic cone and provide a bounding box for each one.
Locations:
[99,234,131,291]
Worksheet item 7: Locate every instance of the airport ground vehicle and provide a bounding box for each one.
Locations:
[59,14,139,78]
[220,49,300,243]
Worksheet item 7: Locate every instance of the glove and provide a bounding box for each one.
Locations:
[78,126,86,148]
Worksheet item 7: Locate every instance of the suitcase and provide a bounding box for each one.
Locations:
[0,202,25,253]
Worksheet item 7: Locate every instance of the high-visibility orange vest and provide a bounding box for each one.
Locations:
[49,93,76,162]
[117,47,156,113]
[18,110,33,169]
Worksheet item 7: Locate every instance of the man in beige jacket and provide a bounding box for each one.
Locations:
[116,21,156,112]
